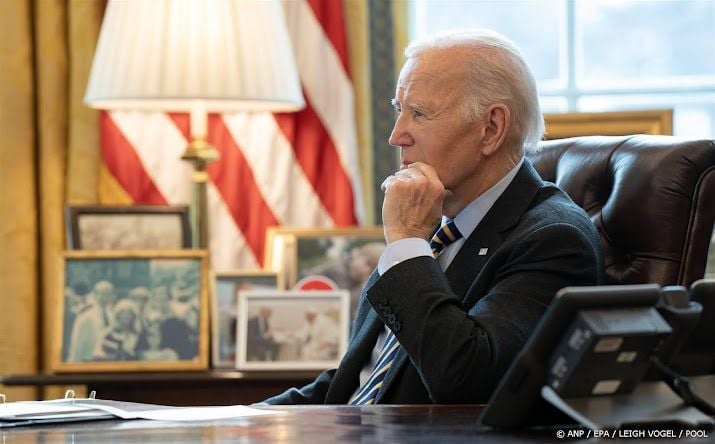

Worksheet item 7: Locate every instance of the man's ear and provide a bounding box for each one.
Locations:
[479,104,509,157]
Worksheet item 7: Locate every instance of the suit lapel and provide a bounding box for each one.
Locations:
[447,160,543,301]
[444,228,501,299]
[375,161,545,402]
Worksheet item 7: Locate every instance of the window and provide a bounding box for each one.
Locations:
[410,0,715,138]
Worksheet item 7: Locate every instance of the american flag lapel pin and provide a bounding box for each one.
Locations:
[478,248,488,256]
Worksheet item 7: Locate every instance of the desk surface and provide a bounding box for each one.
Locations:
[3,403,713,443]
[1,405,554,443]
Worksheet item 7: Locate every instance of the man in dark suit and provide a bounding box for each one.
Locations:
[247,306,279,361]
[262,29,603,405]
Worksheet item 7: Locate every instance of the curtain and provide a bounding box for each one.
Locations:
[0,0,39,401]
[0,0,103,400]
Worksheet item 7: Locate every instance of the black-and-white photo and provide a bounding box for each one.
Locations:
[236,290,349,370]
[65,205,191,250]
[56,251,208,372]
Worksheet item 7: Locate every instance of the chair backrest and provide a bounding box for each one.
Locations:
[529,135,715,286]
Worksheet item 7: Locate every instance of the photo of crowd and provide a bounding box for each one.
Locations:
[61,257,202,366]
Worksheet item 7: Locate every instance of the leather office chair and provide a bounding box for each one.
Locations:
[528,135,715,287]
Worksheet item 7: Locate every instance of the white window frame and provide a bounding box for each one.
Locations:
[410,0,715,120]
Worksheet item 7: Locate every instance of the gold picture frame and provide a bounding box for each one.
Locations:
[54,250,209,372]
[211,270,283,368]
[264,226,385,317]
[544,109,673,139]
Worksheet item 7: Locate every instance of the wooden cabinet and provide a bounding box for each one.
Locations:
[0,371,318,405]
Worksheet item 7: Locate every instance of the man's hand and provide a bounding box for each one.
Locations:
[381,162,448,243]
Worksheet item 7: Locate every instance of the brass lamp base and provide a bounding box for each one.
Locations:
[181,137,219,249]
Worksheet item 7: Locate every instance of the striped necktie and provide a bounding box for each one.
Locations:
[429,219,463,257]
[350,220,463,405]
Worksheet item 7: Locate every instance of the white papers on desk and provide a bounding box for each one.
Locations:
[0,398,280,424]
[75,399,280,421]
[0,401,107,420]
[130,405,276,421]
[0,399,116,427]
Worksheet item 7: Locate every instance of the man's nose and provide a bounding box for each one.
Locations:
[388,114,411,148]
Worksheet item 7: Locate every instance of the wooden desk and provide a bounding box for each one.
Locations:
[0,371,318,405]
[3,377,712,443]
[0,405,561,443]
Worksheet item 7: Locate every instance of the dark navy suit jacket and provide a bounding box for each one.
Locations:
[264,160,604,404]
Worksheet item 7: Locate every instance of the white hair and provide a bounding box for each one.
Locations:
[405,29,544,153]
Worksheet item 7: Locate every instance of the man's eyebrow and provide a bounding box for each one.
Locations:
[391,99,432,116]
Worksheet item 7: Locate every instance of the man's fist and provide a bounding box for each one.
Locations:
[381,162,448,243]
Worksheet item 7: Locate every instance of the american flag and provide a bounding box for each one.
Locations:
[99,0,363,270]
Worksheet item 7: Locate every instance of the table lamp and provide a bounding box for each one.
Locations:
[84,0,305,248]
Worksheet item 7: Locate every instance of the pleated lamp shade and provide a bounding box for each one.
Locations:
[84,0,305,113]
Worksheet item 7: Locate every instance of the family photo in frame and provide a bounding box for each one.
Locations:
[65,205,191,250]
[236,290,349,371]
[211,271,282,368]
[55,250,209,372]
[264,227,385,316]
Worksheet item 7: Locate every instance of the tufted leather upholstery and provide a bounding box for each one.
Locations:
[528,135,715,287]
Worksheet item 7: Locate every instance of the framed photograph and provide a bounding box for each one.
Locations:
[54,250,209,372]
[236,290,350,370]
[706,229,715,280]
[65,205,191,250]
[543,109,673,140]
[264,227,386,317]
[211,271,283,368]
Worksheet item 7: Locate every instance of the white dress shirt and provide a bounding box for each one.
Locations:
[354,158,524,395]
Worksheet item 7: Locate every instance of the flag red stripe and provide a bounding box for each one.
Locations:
[168,111,190,140]
[274,97,358,226]
[204,114,279,265]
[100,111,167,205]
[306,0,350,78]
